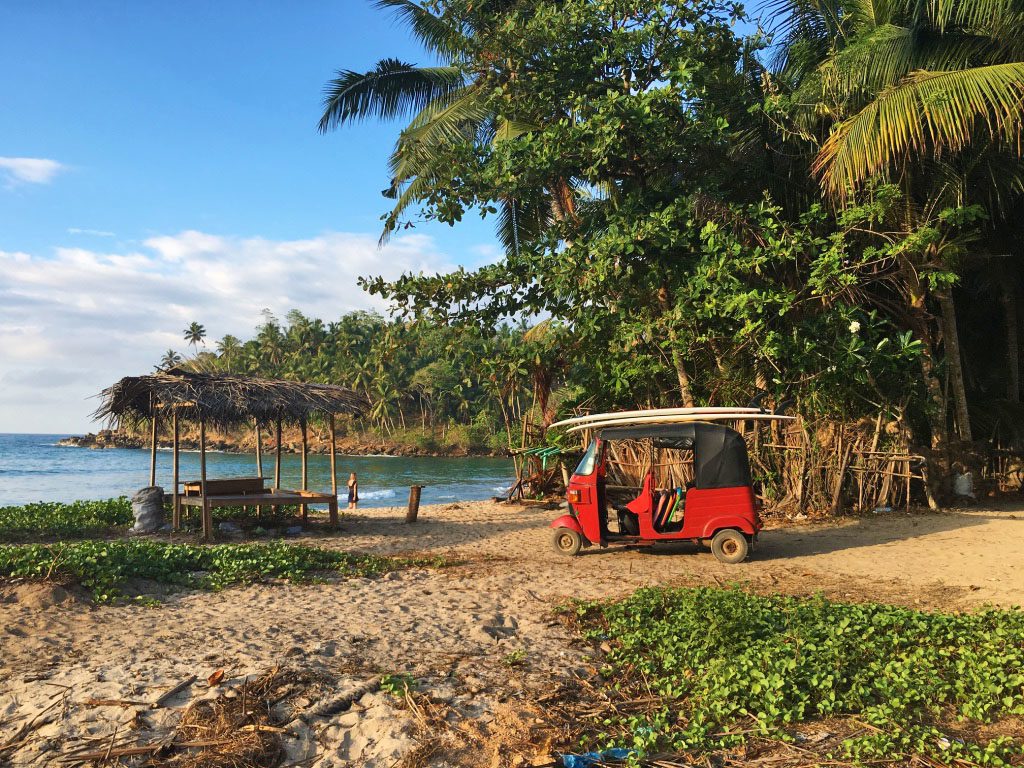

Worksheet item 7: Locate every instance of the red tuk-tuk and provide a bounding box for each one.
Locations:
[550,423,761,563]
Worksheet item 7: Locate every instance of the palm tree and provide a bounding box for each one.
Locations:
[318,0,551,250]
[768,0,1024,458]
[769,0,1024,198]
[158,349,182,371]
[183,322,207,352]
[216,334,241,372]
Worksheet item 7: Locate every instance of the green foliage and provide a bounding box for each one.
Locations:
[171,310,521,449]
[380,673,419,697]
[576,587,1024,763]
[0,539,443,602]
[0,498,133,540]
[503,648,527,667]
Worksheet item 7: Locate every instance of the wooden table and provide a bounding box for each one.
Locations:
[177,478,338,539]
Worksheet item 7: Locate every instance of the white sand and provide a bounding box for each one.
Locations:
[2,499,1023,766]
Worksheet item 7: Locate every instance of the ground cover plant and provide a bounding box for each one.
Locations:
[573,587,1024,765]
[0,540,443,601]
[0,497,336,542]
[0,498,134,541]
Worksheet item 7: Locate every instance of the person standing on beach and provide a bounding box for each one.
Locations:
[347,472,358,509]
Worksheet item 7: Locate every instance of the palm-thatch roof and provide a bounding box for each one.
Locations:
[95,369,366,428]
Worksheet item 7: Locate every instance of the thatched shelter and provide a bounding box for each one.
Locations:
[96,370,367,539]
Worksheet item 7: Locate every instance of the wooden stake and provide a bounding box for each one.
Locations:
[406,485,423,523]
[172,411,180,530]
[300,419,308,523]
[329,414,338,527]
[200,418,211,542]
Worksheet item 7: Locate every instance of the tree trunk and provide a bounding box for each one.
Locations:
[900,258,951,500]
[998,265,1020,402]
[656,284,695,407]
[936,290,972,443]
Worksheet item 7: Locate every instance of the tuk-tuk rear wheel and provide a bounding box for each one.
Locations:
[552,527,583,557]
[711,529,749,564]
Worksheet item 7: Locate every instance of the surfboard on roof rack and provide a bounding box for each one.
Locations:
[549,406,765,430]
[566,412,795,433]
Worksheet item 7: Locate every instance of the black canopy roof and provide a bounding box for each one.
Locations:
[598,422,752,489]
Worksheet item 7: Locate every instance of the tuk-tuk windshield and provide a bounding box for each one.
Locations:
[574,440,600,476]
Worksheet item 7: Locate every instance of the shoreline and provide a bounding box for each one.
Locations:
[57,429,510,459]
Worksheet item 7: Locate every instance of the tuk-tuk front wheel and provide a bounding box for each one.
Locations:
[552,527,583,557]
[710,529,749,564]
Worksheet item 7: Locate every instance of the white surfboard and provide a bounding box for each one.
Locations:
[550,406,765,430]
[566,412,795,433]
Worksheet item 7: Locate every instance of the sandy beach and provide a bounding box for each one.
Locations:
[2,499,1023,766]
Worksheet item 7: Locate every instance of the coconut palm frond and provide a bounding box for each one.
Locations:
[495,195,552,255]
[318,59,464,132]
[403,86,492,144]
[494,117,540,143]
[925,0,1024,35]
[816,63,1024,197]
[373,0,463,60]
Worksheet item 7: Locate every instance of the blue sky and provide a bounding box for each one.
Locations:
[0,1,496,432]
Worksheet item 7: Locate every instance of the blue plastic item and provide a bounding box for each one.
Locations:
[561,747,634,767]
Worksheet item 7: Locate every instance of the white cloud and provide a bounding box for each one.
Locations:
[0,156,65,185]
[68,228,116,237]
[0,230,458,432]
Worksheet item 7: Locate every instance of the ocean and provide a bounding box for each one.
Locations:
[0,433,516,508]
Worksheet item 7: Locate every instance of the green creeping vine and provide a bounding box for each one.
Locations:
[0,497,336,542]
[0,540,444,601]
[0,498,134,540]
[577,587,1024,765]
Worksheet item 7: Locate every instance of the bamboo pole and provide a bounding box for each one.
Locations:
[200,418,210,542]
[172,411,180,530]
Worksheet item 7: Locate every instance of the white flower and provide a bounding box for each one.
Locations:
[849,320,861,334]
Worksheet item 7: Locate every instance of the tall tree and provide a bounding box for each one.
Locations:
[183,321,207,352]
[318,0,552,251]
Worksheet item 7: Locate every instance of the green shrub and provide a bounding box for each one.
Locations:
[577,587,1024,764]
[0,539,444,601]
[0,498,133,540]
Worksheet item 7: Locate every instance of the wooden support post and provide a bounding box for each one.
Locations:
[200,418,211,542]
[172,411,181,530]
[255,420,263,478]
[273,417,282,515]
[149,410,159,487]
[274,418,282,489]
[254,420,264,520]
[406,485,423,523]
[300,419,308,524]
[329,414,338,527]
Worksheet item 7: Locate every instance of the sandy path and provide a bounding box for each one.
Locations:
[2,500,1023,766]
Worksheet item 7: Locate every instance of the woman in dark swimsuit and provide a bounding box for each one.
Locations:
[347,472,358,510]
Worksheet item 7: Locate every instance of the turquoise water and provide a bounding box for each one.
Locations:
[0,433,515,507]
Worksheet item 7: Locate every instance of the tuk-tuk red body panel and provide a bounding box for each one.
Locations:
[551,424,763,559]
